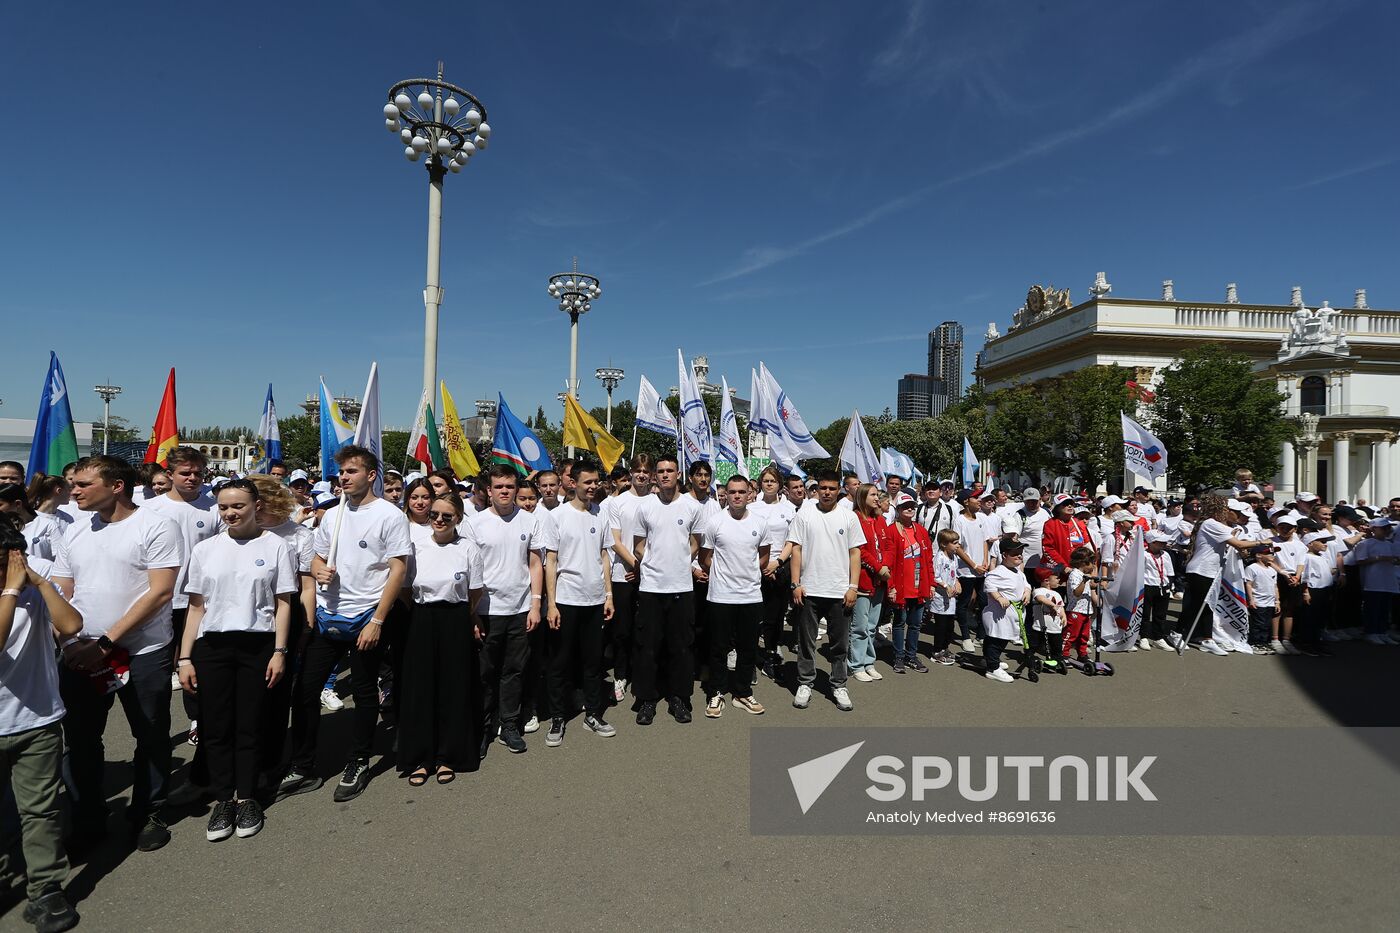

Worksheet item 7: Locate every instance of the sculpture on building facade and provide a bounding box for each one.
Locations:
[1279,302,1350,361]
[1010,284,1073,330]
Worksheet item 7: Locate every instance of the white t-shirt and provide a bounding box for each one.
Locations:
[22,512,64,562]
[982,564,1028,641]
[1244,563,1278,607]
[1303,551,1334,589]
[0,558,65,735]
[1158,513,1183,538]
[466,506,546,615]
[1003,506,1049,560]
[1185,518,1235,577]
[410,534,483,604]
[549,503,609,606]
[184,531,298,635]
[953,512,989,577]
[688,493,722,520]
[142,490,224,609]
[701,509,767,604]
[1272,534,1308,577]
[1144,548,1175,587]
[787,504,866,600]
[635,494,705,595]
[1353,538,1399,593]
[1067,567,1093,615]
[1032,586,1065,634]
[1135,501,1158,526]
[57,501,84,522]
[313,497,412,617]
[760,498,798,551]
[604,491,652,583]
[930,550,959,614]
[408,520,435,545]
[268,520,315,574]
[53,507,184,655]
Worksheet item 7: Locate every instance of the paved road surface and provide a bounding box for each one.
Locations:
[2,641,1397,932]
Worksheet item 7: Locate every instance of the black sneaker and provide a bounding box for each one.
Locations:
[545,717,565,747]
[134,815,170,852]
[909,658,930,673]
[636,700,656,725]
[22,891,79,933]
[670,697,692,724]
[497,726,528,753]
[277,769,323,800]
[332,758,370,802]
[235,799,264,838]
[206,800,235,842]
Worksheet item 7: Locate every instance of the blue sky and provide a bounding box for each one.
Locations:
[3,0,1397,435]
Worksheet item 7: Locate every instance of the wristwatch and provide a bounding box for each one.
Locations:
[272,647,289,655]
[97,635,115,652]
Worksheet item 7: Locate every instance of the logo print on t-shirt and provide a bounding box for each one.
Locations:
[520,533,527,541]
[590,527,596,534]
[752,530,758,536]
[358,540,368,549]
[838,528,845,535]
[677,518,684,525]
[197,520,205,528]
[454,571,464,581]
[255,559,265,567]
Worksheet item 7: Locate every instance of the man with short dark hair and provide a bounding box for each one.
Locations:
[837,472,860,511]
[916,480,957,536]
[268,460,288,481]
[536,470,562,510]
[699,475,769,717]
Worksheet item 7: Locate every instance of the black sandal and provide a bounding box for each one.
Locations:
[436,769,455,785]
[408,769,429,786]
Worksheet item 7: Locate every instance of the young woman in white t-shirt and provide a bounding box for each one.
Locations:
[399,492,483,784]
[403,478,435,543]
[178,480,296,842]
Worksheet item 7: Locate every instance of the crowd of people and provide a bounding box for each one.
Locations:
[1,450,1399,932]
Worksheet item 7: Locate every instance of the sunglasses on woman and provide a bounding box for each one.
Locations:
[429,511,456,523]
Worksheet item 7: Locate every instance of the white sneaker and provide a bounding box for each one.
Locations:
[963,638,977,653]
[726,649,737,671]
[865,667,883,681]
[853,669,873,682]
[793,685,812,709]
[985,668,1014,683]
[613,678,628,702]
[1139,638,1152,650]
[1279,639,1302,656]
[878,623,893,640]
[1201,639,1229,656]
[1269,638,1287,655]
[171,672,182,691]
[832,687,853,711]
[320,689,345,711]
[1153,638,1171,650]
[816,624,827,640]
[999,661,1010,671]
[523,715,540,734]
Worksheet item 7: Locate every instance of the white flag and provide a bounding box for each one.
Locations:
[1121,413,1168,482]
[716,376,747,476]
[678,349,714,471]
[758,362,829,460]
[879,447,915,482]
[839,411,884,484]
[406,387,434,469]
[352,361,384,496]
[636,374,678,438]
[1101,526,1145,652]
[1207,549,1252,653]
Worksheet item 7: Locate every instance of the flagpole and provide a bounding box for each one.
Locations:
[630,423,637,458]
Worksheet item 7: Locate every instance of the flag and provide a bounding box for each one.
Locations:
[962,437,978,487]
[715,376,747,477]
[491,393,553,475]
[758,363,829,460]
[1121,413,1168,482]
[26,352,79,477]
[352,362,383,496]
[563,394,626,472]
[256,383,282,471]
[839,411,883,484]
[1126,380,1156,403]
[636,374,678,438]
[439,380,481,478]
[143,369,179,466]
[879,447,915,482]
[1207,549,1252,653]
[1101,526,1145,652]
[407,387,446,470]
[677,350,714,471]
[318,377,354,478]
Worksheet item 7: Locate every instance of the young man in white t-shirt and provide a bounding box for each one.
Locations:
[631,455,705,725]
[52,455,183,852]
[786,469,864,712]
[603,455,654,702]
[1,516,84,930]
[467,464,546,753]
[544,461,615,746]
[699,475,770,717]
[282,445,410,802]
[140,446,223,727]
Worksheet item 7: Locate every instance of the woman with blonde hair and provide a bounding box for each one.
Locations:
[1176,493,1256,654]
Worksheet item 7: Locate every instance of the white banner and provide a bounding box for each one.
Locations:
[839,410,883,484]
[636,374,678,438]
[1101,526,1145,651]
[678,349,714,470]
[716,375,747,476]
[1121,413,1167,482]
[1208,549,1252,653]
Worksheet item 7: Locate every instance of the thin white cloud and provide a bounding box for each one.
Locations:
[699,1,1328,287]
[1289,154,1400,190]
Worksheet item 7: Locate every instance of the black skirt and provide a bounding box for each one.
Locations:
[396,600,482,774]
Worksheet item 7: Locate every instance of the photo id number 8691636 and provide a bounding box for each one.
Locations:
[987,811,1056,823]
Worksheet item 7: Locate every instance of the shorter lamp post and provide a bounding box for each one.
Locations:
[595,366,625,432]
[94,383,122,454]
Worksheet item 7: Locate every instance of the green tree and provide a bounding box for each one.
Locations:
[93,415,140,446]
[180,425,256,442]
[382,430,411,472]
[977,384,1059,481]
[1146,343,1293,493]
[1044,365,1133,493]
[278,415,319,471]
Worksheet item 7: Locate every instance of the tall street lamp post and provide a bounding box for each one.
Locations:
[595,366,625,432]
[383,62,491,403]
[548,258,601,456]
[94,383,122,454]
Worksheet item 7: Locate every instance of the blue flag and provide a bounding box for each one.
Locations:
[318,378,354,477]
[257,383,282,470]
[27,352,79,478]
[490,393,553,475]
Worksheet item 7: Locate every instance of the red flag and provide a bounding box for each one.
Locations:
[144,369,179,465]
[1125,380,1156,403]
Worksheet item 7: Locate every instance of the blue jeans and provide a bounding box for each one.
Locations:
[849,589,884,672]
[893,598,925,663]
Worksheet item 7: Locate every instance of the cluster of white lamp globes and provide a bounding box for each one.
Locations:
[549,275,601,315]
[382,92,490,173]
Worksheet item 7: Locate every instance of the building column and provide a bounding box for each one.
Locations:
[1279,439,1296,498]
[1376,434,1395,505]
[1333,432,1352,503]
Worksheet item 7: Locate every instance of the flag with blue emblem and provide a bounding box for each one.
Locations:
[26,352,78,478]
[318,377,354,478]
[491,393,553,475]
[256,383,282,472]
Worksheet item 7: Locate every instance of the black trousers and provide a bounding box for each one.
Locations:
[521,613,549,722]
[930,612,956,653]
[1297,588,1332,647]
[171,608,198,721]
[705,602,760,699]
[398,601,480,773]
[955,575,985,641]
[760,564,791,654]
[58,647,172,827]
[1142,584,1171,640]
[258,599,305,779]
[1177,572,1216,640]
[480,612,529,730]
[611,579,639,681]
[633,591,696,703]
[290,630,385,770]
[692,579,710,680]
[548,603,608,718]
[192,632,273,801]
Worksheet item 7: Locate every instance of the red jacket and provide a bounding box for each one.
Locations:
[1042,516,1094,568]
[857,515,891,593]
[886,521,933,602]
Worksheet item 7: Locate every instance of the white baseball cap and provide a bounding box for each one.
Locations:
[1022,487,1041,500]
[1296,491,1319,503]
[1100,495,1126,508]
[1303,531,1334,545]
[1226,498,1250,512]
[1110,510,1134,522]
[288,468,310,485]
[1146,530,1173,544]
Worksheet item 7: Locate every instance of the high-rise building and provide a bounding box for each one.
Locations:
[896,373,931,420]
[927,321,964,413]
[927,378,950,418]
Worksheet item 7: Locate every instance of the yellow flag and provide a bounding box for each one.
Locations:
[438,380,481,478]
[562,394,625,472]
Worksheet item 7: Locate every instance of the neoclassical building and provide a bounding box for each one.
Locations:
[975,275,1400,502]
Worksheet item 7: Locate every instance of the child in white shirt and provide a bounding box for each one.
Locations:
[1244,548,1278,653]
